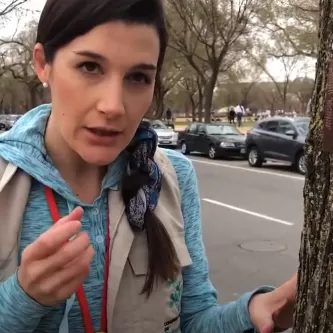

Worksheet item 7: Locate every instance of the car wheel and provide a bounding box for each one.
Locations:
[296,152,306,175]
[181,142,190,155]
[248,146,263,167]
[208,145,216,159]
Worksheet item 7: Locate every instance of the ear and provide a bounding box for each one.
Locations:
[33,43,51,85]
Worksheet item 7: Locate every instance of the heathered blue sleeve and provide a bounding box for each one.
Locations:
[163,149,275,333]
[0,272,50,331]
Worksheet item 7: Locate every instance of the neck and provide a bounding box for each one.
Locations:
[45,114,106,201]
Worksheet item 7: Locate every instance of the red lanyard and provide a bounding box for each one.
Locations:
[44,186,110,333]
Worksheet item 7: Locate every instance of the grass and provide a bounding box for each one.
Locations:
[174,117,255,134]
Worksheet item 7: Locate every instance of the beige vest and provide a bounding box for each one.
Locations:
[0,148,192,333]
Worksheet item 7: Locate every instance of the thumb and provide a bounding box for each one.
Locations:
[54,206,84,226]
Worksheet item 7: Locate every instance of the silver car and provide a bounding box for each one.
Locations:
[150,120,178,149]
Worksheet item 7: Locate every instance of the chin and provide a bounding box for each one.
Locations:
[79,149,122,166]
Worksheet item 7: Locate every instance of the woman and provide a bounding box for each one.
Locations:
[0,0,296,332]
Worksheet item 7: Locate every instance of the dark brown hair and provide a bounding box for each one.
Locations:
[36,0,179,295]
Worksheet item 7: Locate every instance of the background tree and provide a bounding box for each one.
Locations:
[292,0,333,332]
[259,0,319,59]
[180,73,203,120]
[0,20,48,111]
[154,47,184,115]
[223,62,262,108]
[166,0,262,122]
[289,77,314,113]
[0,0,27,17]
[0,0,317,116]
[249,14,309,112]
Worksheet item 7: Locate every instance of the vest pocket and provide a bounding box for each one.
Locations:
[123,232,191,332]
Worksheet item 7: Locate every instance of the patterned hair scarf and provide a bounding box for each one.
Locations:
[125,121,162,231]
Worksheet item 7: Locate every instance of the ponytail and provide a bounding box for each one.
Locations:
[121,170,180,296]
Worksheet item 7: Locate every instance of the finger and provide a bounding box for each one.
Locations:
[40,232,91,272]
[23,220,82,260]
[273,279,297,304]
[56,274,89,303]
[57,246,94,284]
[53,207,84,226]
[40,273,88,306]
[39,246,94,298]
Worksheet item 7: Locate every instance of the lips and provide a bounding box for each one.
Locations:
[86,127,120,137]
[84,127,122,145]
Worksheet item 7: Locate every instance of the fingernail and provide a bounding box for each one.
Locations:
[69,232,79,242]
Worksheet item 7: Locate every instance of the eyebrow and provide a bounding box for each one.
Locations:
[74,50,106,61]
[74,50,157,71]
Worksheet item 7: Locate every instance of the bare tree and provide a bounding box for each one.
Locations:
[166,0,262,122]
[259,0,319,58]
[256,56,299,111]
[154,48,186,116]
[179,73,203,121]
[289,77,314,113]
[0,21,47,109]
[224,62,262,108]
[0,0,28,17]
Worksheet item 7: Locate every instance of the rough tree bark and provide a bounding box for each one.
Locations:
[293,0,333,332]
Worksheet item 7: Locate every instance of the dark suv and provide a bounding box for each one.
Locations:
[245,117,310,174]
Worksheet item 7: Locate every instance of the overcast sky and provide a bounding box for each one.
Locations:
[2,0,316,81]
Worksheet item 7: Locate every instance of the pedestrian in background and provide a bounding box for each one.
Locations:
[235,103,244,127]
[0,0,297,332]
[229,106,236,124]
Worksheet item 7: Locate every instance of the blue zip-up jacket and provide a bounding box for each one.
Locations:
[0,104,273,332]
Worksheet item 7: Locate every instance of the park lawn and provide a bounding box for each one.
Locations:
[174,117,254,134]
[174,117,255,127]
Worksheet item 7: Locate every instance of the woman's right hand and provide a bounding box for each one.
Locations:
[17,207,95,306]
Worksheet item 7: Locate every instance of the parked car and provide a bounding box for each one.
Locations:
[0,115,7,130]
[149,119,178,149]
[5,114,21,130]
[0,114,22,131]
[179,122,246,159]
[245,116,310,174]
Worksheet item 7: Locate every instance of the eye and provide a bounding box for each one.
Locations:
[126,72,152,85]
[78,61,101,75]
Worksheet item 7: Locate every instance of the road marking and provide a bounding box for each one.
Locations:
[190,158,304,181]
[202,198,294,226]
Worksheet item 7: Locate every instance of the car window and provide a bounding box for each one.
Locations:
[189,124,198,133]
[150,120,167,129]
[197,124,206,133]
[278,121,295,134]
[294,119,310,135]
[264,121,279,132]
[219,125,242,135]
[255,122,265,129]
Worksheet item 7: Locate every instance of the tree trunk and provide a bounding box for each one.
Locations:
[293,1,333,332]
[189,95,196,122]
[203,70,218,123]
[198,90,203,122]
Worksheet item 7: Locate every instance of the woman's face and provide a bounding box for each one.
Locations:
[34,22,160,165]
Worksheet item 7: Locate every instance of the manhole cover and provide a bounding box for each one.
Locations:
[239,241,287,252]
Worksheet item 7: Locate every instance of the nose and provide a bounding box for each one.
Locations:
[96,77,125,118]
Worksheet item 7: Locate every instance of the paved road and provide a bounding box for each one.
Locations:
[188,153,303,330]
